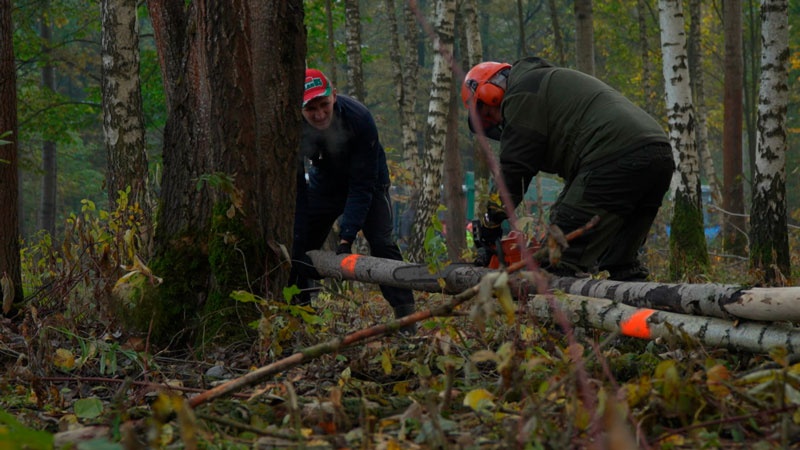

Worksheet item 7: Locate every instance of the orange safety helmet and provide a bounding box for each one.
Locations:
[461,62,512,110]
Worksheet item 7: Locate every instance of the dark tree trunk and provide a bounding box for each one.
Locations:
[574,0,595,75]
[344,0,365,102]
[443,65,466,262]
[0,0,23,308]
[39,12,57,237]
[143,0,305,344]
[325,0,338,87]
[547,0,566,66]
[722,0,746,255]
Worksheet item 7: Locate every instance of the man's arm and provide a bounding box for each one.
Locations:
[338,113,380,245]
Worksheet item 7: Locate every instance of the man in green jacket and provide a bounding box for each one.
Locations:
[463,56,675,281]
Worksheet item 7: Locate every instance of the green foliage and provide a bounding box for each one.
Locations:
[20,189,148,324]
[423,206,450,273]
[74,397,103,419]
[669,192,710,280]
[0,408,53,449]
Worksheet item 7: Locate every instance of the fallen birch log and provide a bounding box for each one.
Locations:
[534,293,800,354]
[307,251,800,322]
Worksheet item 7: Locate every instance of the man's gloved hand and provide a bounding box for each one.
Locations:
[486,201,508,224]
[336,240,353,255]
[474,246,494,267]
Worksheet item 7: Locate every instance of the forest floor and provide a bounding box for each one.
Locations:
[3,228,800,449]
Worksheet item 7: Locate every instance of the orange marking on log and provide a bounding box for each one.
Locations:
[621,309,655,339]
[340,254,361,278]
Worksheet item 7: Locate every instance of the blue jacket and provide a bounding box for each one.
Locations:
[300,95,391,242]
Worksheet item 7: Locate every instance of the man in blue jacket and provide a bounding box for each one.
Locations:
[290,69,415,326]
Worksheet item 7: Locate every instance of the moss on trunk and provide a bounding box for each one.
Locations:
[202,201,265,343]
[669,192,710,281]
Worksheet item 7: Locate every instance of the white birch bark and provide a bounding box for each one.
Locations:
[749,0,790,282]
[101,0,151,231]
[658,0,708,278]
[406,0,456,262]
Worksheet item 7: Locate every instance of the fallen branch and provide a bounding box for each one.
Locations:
[39,376,252,400]
[529,292,800,354]
[187,273,498,409]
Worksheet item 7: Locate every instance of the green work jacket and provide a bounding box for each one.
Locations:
[499,56,669,206]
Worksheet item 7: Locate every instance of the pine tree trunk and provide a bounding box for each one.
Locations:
[325,0,338,87]
[460,0,487,220]
[101,0,151,247]
[144,0,305,344]
[547,0,566,66]
[407,0,456,263]
[574,0,595,75]
[658,0,709,280]
[637,0,654,115]
[443,66,466,261]
[39,11,57,237]
[722,0,746,255]
[344,0,365,102]
[688,0,719,204]
[749,0,790,284]
[0,0,23,308]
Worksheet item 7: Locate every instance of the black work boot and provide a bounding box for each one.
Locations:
[606,261,650,282]
[392,303,417,336]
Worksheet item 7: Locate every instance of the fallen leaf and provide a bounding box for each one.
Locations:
[463,388,495,411]
[53,349,75,370]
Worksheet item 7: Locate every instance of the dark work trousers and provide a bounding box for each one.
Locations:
[549,143,675,273]
[289,184,415,308]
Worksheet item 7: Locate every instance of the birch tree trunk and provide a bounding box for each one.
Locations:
[722,0,747,255]
[688,0,719,204]
[749,0,790,284]
[658,0,709,280]
[143,0,305,344]
[407,0,455,263]
[574,0,595,75]
[344,0,365,102]
[461,0,487,220]
[547,0,566,66]
[101,0,151,242]
[0,0,23,308]
[39,11,57,237]
[387,0,420,185]
[325,0,337,87]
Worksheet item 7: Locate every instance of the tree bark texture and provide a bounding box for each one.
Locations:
[531,294,800,354]
[722,0,746,255]
[688,0,719,204]
[407,0,456,263]
[443,67,466,261]
[101,0,151,228]
[516,0,526,59]
[306,251,800,323]
[658,0,709,280]
[39,12,57,237]
[574,0,595,75]
[344,0,365,102]
[547,0,566,66]
[387,0,420,186]
[637,0,653,115]
[460,0,487,220]
[0,0,23,307]
[325,0,338,87]
[144,0,305,343]
[749,0,790,284]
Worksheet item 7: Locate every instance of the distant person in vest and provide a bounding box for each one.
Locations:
[463,57,675,281]
[289,68,416,330]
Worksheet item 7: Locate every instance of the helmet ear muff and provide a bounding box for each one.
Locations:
[476,82,505,107]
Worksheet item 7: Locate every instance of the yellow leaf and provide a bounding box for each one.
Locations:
[706,364,731,398]
[381,349,393,375]
[463,388,495,411]
[53,348,75,370]
[226,203,236,219]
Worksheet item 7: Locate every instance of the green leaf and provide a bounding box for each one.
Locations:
[0,408,53,449]
[231,290,266,305]
[283,285,301,303]
[74,397,104,419]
